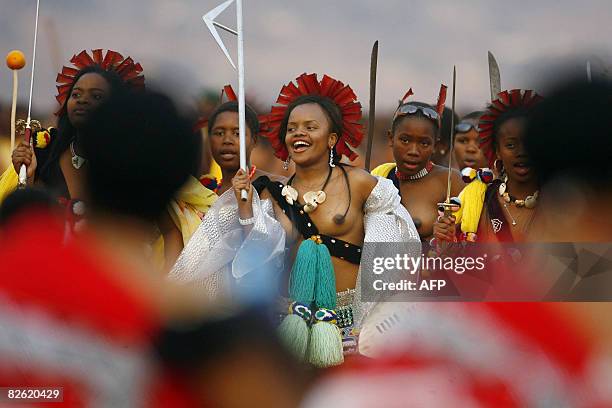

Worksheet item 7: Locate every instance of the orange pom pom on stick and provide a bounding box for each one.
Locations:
[6,50,26,152]
[6,50,26,70]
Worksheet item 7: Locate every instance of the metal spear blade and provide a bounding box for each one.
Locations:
[488,51,501,101]
[364,40,378,172]
[203,0,237,69]
[587,60,592,83]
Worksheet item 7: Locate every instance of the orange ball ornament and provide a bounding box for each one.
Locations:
[6,50,26,70]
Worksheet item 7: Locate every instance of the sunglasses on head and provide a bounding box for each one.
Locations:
[393,104,440,123]
[455,121,481,133]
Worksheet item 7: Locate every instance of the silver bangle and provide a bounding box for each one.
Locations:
[239,216,256,225]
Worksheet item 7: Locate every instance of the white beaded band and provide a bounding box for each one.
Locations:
[238,216,256,226]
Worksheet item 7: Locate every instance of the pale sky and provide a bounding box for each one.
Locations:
[1,0,611,116]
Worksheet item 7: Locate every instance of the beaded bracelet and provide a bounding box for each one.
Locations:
[238,216,256,225]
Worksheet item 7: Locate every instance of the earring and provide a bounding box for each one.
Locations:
[329,149,336,168]
[494,159,504,175]
[282,156,291,171]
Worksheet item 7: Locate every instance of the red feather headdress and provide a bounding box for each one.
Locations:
[55,49,144,115]
[261,73,364,161]
[478,89,543,167]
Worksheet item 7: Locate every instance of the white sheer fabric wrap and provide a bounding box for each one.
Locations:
[168,187,286,303]
[169,176,421,328]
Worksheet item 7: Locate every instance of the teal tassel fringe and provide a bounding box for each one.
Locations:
[314,243,337,309]
[279,239,319,361]
[279,237,343,367]
[308,321,344,367]
[308,243,343,367]
[289,239,318,303]
[278,314,309,360]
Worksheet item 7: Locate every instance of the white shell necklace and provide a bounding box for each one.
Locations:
[282,166,333,213]
[70,142,87,169]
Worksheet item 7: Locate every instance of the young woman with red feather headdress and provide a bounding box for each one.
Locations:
[0,50,144,235]
[170,73,420,367]
[4,50,144,202]
[433,89,543,244]
[371,87,464,242]
[0,50,215,271]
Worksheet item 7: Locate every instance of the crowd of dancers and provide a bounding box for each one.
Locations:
[1,44,612,407]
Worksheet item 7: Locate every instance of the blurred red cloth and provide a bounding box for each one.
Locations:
[304,300,604,408]
[0,211,196,407]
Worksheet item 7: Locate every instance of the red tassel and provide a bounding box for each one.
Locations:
[401,88,414,104]
[435,84,448,117]
[223,85,237,101]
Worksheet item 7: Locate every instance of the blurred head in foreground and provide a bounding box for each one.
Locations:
[156,311,310,408]
[0,187,59,227]
[81,89,199,223]
[525,79,612,241]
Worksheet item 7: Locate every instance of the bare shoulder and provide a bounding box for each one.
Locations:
[431,164,463,185]
[449,168,465,195]
[343,165,378,199]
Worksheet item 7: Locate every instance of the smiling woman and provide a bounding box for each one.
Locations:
[170,73,421,368]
